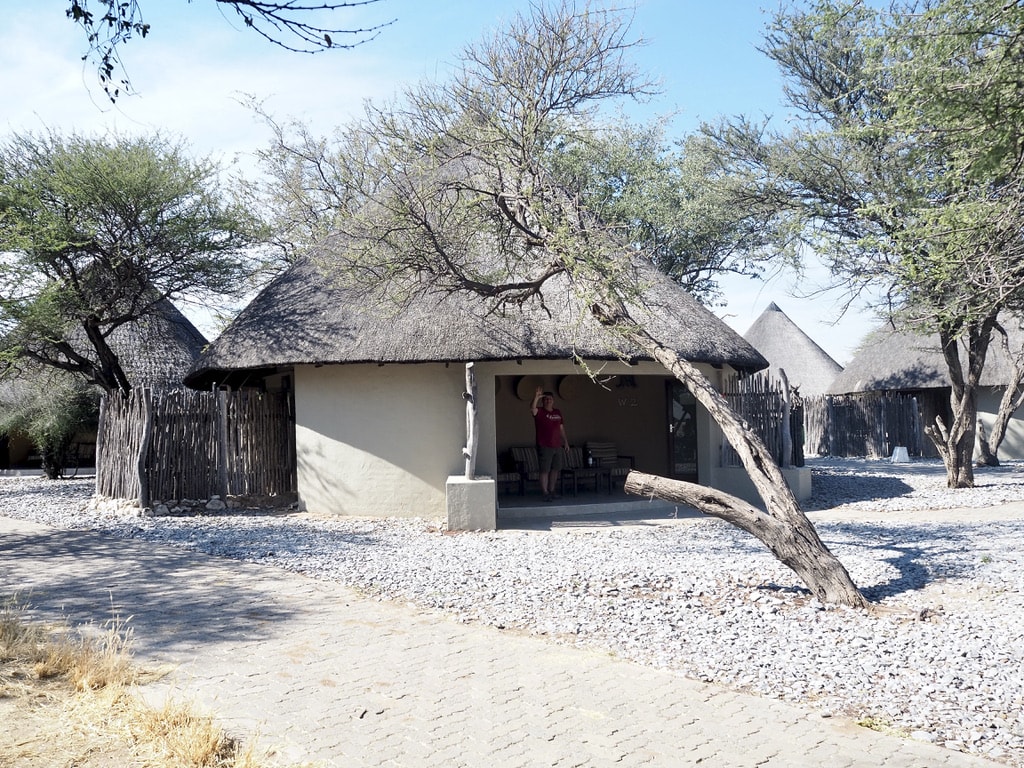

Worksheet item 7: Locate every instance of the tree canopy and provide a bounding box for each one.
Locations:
[696,0,1024,485]
[66,0,392,101]
[0,130,263,394]
[0,370,97,479]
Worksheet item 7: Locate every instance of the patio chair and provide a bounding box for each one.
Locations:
[561,445,610,495]
[585,441,635,488]
[496,450,524,495]
[509,446,542,494]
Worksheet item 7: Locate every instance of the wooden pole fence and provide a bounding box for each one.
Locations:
[96,388,296,505]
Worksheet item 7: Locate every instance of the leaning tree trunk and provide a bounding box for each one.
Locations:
[929,320,995,488]
[982,383,1024,466]
[81,317,134,395]
[624,472,861,605]
[976,419,998,467]
[606,315,866,608]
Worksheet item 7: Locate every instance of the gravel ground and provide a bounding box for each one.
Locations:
[2,457,1024,766]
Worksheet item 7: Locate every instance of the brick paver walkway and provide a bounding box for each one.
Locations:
[0,515,996,767]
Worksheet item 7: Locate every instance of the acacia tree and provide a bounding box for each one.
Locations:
[66,0,392,101]
[0,130,262,395]
[254,1,867,607]
[0,371,97,479]
[889,0,1024,467]
[697,0,1024,487]
[542,120,785,305]
[245,105,782,298]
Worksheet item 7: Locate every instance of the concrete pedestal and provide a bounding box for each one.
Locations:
[446,475,497,531]
[714,465,813,505]
[781,466,812,501]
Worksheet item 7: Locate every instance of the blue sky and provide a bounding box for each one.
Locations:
[2,1,878,364]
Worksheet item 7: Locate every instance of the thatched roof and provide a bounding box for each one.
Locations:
[3,296,207,392]
[828,317,1024,394]
[105,297,208,388]
[742,303,843,395]
[185,252,768,388]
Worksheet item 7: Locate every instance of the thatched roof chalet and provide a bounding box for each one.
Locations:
[179,248,800,525]
[828,318,1024,395]
[185,253,767,388]
[743,303,843,395]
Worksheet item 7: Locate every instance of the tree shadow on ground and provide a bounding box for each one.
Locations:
[802,470,916,510]
[819,520,998,601]
[0,528,327,659]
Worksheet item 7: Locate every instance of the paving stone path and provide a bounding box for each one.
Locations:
[0,515,996,767]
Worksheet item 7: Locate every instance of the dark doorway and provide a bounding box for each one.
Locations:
[667,382,698,482]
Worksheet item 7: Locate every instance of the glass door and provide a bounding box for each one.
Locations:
[667,382,698,482]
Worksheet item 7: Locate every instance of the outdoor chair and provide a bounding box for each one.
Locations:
[496,451,524,495]
[585,441,635,488]
[561,445,610,495]
[509,446,542,494]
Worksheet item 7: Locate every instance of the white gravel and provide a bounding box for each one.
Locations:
[2,457,1024,766]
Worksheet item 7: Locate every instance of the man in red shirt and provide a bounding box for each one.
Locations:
[531,386,569,501]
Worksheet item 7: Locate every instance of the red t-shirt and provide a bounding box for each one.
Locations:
[534,408,564,448]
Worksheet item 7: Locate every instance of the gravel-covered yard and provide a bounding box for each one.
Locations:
[2,457,1023,766]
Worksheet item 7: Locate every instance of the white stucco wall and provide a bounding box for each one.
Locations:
[292,359,788,517]
[976,387,1024,461]
[294,363,469,518]
[709,465,812,504]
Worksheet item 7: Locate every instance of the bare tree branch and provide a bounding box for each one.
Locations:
[65,0,394,101]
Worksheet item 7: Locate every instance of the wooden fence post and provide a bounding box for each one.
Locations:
[95,394,107,497]
[462,362,478,479]
[779,368,792,468]
[137,388,153,510]
[216,387,229,498]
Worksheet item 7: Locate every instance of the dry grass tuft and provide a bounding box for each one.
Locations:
[0,596,281,767]
[0,596,46,659]
[37,619,137,690]
[129,697,266,767]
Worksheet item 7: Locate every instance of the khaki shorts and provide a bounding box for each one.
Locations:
[538,446,564,472]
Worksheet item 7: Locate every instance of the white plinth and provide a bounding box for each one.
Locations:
[446,475,497,531]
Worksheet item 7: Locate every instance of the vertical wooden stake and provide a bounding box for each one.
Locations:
[463,362,478,479]
[217,387,229,498]
[138,388,153,510]
[96,394,107,498]
[779,368,792,469]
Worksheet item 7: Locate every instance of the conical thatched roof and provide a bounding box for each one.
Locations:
[742,302,843,395]
[185,251,768,388]
[3,296,207,392]
[104,297,208,388]
[828,317,1024,394]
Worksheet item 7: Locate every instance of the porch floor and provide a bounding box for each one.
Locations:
[496,486,700,529]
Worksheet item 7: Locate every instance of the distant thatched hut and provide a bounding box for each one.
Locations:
[103,297,209,390]
[743,303,843,396]
[1,298,207,470]
[828,320,1024,460]
[185,253,778,522]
